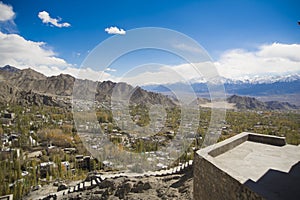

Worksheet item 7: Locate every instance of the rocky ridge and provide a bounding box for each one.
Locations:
[0,66,176,108]
[227,95,298,110]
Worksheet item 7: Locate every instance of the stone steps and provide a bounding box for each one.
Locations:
[45,160,194,198]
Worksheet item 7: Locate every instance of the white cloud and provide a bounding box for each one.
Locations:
[0,1,16,33]
[257,43,300,62]
[38,11,71,28]
[117,64,206,86]
[120,66,180,86]
[105,67,116,72]
[0,31,116,81]
[105,26,126,35]
[36,66,113,81]
[0,1,15,21]
[215,43,300,80]
[0,31,69,69]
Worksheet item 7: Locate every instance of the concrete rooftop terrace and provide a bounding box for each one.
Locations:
[196,132,300,200]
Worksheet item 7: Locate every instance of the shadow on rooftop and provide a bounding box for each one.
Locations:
[244,161,300,200]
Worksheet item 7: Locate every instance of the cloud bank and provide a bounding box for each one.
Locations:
[0,32,115,81]
[215,43,300,80]
[38,11,71,28]
[111,43,300,85]
[105,26,126,35]
[1,32,299,84]
[0,32,69,68]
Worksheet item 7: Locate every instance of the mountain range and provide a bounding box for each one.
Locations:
[0,65,298,110]
[143,78,300,96]
[142,75,300,106]
[0,65,175,108]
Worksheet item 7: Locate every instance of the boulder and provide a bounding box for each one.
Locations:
[57,183,68,192]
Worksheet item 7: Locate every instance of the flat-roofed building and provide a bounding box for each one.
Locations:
[194,132,300,200]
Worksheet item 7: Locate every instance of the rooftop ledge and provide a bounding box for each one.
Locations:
[196,132,300,184]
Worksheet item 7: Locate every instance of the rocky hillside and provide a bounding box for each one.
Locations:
[227,95,298,110]
[25,167,193,200]
[0,66,176,107]
[0,82,69,107]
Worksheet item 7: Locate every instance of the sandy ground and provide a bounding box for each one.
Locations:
[200,101,236,109]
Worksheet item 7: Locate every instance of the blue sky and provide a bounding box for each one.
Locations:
[0,0,300,83]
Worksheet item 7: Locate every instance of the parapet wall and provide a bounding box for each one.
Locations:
[208,132,286,157]
[193,151,264,200]
[193,132,289,200]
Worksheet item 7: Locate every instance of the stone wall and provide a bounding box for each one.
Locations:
[193,154,265,200]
